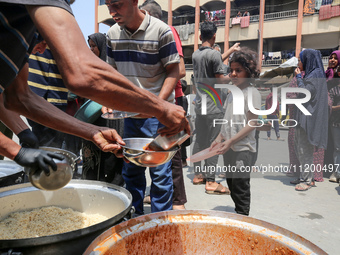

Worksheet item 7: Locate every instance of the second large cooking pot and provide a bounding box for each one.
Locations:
[0,180,132,255]
[0,161,24,188]
[84,210,327,255]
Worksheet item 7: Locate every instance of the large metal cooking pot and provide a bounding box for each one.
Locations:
[0,180,132,255]
[0,161,24,188]
[122,138,179,167]
[84,210,327,255]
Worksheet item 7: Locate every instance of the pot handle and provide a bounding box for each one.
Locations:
[123,150,144,158]
[74,155,81,162]
[70,155,82,172]
[123,207,135,221]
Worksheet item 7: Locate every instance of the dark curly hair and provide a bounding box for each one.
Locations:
[229,47,260,81]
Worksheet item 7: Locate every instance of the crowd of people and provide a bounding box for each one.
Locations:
[0,0,339,219]
[189,21,340,214]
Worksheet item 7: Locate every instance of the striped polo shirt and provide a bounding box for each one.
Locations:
[28,47,68,108]
[0,0,72,93]
[106,11,179,103]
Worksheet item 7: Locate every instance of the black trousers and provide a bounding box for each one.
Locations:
[172,96,188,206]
[171,149,187,205]
[176,96,189,161]
[223,150,252,216]
[192,113,223,182]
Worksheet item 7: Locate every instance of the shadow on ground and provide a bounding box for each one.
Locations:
[336,185,340,195]
[212,205,236,213]
[262,173,293,186]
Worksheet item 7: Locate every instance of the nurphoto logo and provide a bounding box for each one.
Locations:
[201,85,311,116]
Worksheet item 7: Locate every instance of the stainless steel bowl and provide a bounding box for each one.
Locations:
[101,110,138,120]
[147,131,190,151]
[122,138,179,167]
[25,147,78,191]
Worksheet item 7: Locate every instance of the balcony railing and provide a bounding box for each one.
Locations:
[176,9,300,31]
[255,9,299,22]
[322,56,329,66]
[186,57,329,70]
[185,9,300,28]
[262,59,285,66]
[223,9,299,27]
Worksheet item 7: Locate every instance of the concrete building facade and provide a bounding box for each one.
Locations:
[96,0,340,83]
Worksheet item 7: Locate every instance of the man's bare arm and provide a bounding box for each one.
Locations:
[178,56,186,79]
[3,63,124,153]
[221,43,241,62]
[158,63,180,101]
[0,94,29,135]
[25,5,189,135]
[0,132,21,160]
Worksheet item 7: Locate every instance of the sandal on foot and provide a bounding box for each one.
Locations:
[218,173,226,178]
[172,205,186,210]
[193,175,206,185]
[193,179,206,185]
[143,195,151,204]
[295,183,313,191]
[290,179,300,185]
[205,183,230,195]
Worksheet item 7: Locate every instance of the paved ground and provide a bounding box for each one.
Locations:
[7,119,340,254]
[143,129,339,255]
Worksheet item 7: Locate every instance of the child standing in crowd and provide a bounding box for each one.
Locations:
[210,47,261,216]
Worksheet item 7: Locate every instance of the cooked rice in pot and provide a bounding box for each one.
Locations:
[0,206,108,239]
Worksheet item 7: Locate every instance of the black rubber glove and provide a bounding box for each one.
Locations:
[17,129,39,149]
[14,148,64,176]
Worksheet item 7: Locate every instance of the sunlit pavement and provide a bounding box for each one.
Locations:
[145,129,339,254]
[10,118,339,254]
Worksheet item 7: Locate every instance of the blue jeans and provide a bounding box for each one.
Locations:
[122,117,173,215]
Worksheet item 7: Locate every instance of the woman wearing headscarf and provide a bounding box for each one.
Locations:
[328,52,340,183]
[326,50,340,84]
[293,49,329,191]
[81,33,124,186]
[324,50,340,182]
[287,72,325,182]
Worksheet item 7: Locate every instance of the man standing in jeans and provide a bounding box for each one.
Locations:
[105,0,180,215]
